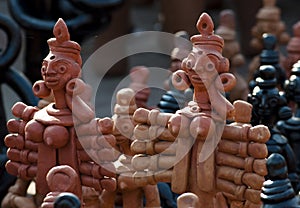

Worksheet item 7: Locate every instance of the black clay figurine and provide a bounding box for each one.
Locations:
[248,64,299,193]
[261,153,300,208]
[277,60,300,182]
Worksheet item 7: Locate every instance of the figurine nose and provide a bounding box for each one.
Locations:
[45,63,56,76]
[194,66,205,73]
[259,97,267,108]
[194,55,210,73]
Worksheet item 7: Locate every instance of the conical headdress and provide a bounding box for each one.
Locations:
[47,18,82,66]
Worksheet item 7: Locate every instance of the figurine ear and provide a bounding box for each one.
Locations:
[219,57,230,73]
[278,106,292,120]
[217,73,236,92]
[32,80,51,98]
[172,70,191,91]
[66,78,86,96]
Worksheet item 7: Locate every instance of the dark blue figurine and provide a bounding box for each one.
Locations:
[54,192,81,208]
[277,60,300,182]
[249,33,286,92]
[261,153,300,208]
[248,65,299,193]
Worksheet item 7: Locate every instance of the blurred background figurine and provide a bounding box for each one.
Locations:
[215,9,248,102]
[248,34,286,92]
[248,64,299,193]
[261,153,300,208]
[250,0,290,55]
[277,61,300,182]
[158,30,192,113]
[281,21,300,77]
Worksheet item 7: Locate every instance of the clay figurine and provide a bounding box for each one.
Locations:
[177,192,199,208]
[282,21,300,77]
[41,165,81,208]
[215,9,248,102]
[131,12,270,208]
[250,0,290,54]
[248,33,286,92]
[277,61,300,180]
[128,66,151,109]
[261,153,300,207]
[158,30,192,113]
[99,88,161,208]
[3,18,117,207]
[248,64,299,193]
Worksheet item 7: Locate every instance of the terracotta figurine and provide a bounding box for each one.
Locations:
[250,0,290,54]
[131,13,270,208]
[99,88,161,207]
[128,66,151,109]
[282,21,300,77]
[215,9,248,102]
[158,30,193,113]
[3,18,117,207]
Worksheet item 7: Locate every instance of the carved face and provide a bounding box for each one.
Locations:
[42,51,80,90]
[182,49,219,90]
[250,87,284,124]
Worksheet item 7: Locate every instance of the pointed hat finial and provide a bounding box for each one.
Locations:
[53,18,71,43]
[47,18,82,66]
[286,21,300,52]
[190,13,224,53]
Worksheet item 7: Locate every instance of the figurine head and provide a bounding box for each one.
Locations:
[42,18,81,91]
[260,33,278,64]
[285,61,300,103]
[250,65,289,126]
[179,13,230,91]
[215,9,245,67]
[266,153,288,180]
[170,31,191,73]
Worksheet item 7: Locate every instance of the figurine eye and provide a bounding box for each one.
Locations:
[206,55,218,71]
[58,65,67,74]
[206,62,215,71]
[287,80,296,90]
[185,54,196,70]
[268,98,278,107]
[251,97,260,106]
[41,64,47,75]
[190,105,200,113]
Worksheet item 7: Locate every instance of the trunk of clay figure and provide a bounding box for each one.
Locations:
[36,128,82,205]
[122,189,144,208]
[58,127,82,199]
[99,189,117,208]
[189,139,216,208]
[36,143,56,206]
[143,185,161,207]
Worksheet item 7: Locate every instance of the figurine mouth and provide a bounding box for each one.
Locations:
[191,75,205,85]
[258,109,271,116]
[45,78,59,86]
